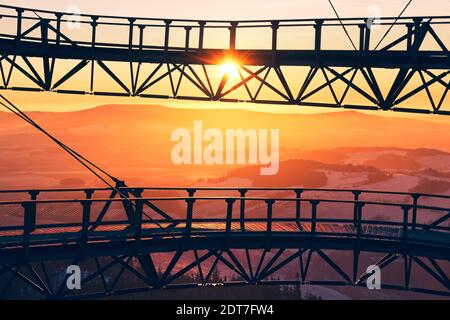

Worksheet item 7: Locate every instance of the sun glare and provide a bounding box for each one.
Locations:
[219,61,240,78]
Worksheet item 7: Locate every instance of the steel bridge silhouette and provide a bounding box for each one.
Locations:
[1,186,450,299]
[0,4,450,300]
[0,4,448,114]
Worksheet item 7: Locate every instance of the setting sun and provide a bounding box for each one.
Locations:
[219,61,240,78]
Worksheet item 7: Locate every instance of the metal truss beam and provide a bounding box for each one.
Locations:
[2,247,450,299]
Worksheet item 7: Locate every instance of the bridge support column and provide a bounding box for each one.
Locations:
[353,249,360,284]
[355,202,365,239]
[114,180,136,223]
[225,198,235,238]
[54,13,63,45]
[413,18,423,45]
[265,199,275,249]
[198,21,206,49]
[352,191,361,226]
[358,24,365,51]
[314,20,323,51]
[128,18,136,50]
[310,200,319,237]
[90,17,98,93]
[411,194,420,230]
[184,26,192,51]
[28,190,40,201]
[294,189,303,229]
[138,25,145,50]
[402,205,411,243]
[359,21,371,51]
[134,198,144,243]
[80,200,92,257]
[229,22,238,50]
[239,189,247,231]
[40,19,52,90]
[22,202,36,261]
[364,20,371,51]
[271,21,279,51]
[15,8,24,43]
[184,198,195,238]
[406,23,414,50]
[164,20,172,51]
[271,21,279,65]
[187,188,197,197]
[131,188,144,232]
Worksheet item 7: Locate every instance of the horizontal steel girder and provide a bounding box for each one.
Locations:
[0,39,448,69]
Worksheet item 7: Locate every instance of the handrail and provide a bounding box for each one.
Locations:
[0,186,448,200]
[0,4,449,25]
[0,196,448,212]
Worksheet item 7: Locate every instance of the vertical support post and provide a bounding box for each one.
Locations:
[131,188,144,230]
[294,189,303,227]
[412,17,424,62]
[411,194,419,230]
[225,198,235,237]
[90,16,98,93]
[91,17,98,47]
[134,188,144,197]
[358,24,365,51]
[40,19,52,90]
[80,200,92,247]
[115,181,134,223]
[22,201,37,260]
[184,26,192,51]
[413,18,422,44]
[40,19,49,48]
[23,202,37,233]
[402,205,410,243]
[16,8,24,43]
[55,13,63,45]
[406,23,414,50]
[352,191,361,226]
[353,248,360,284]
[310,200,319,236]
[314,19,323,51]
[364,22,371,51]
[266,199,274,234]
[184,198,195,237]
[138,25,145,50]
[187,188,196,197]
[239,189,247,231]
[271,21,279,52]
[164,20,172,51]
[265,199,275,249]
[229,22,238,50]
[356,202,365,239]
[84,189,94,200]
[29,190,40,201]
[128,18,136,50]
[198,21,206,49]
[134,198,144,243]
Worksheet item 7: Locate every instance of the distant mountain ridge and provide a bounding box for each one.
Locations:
[0,103,449,190]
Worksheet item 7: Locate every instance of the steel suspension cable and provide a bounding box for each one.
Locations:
[374,0,414,50]
[327,0,358,51]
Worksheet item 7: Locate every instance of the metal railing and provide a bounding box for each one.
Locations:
[0,4,449,52]
[1,187,449,254]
